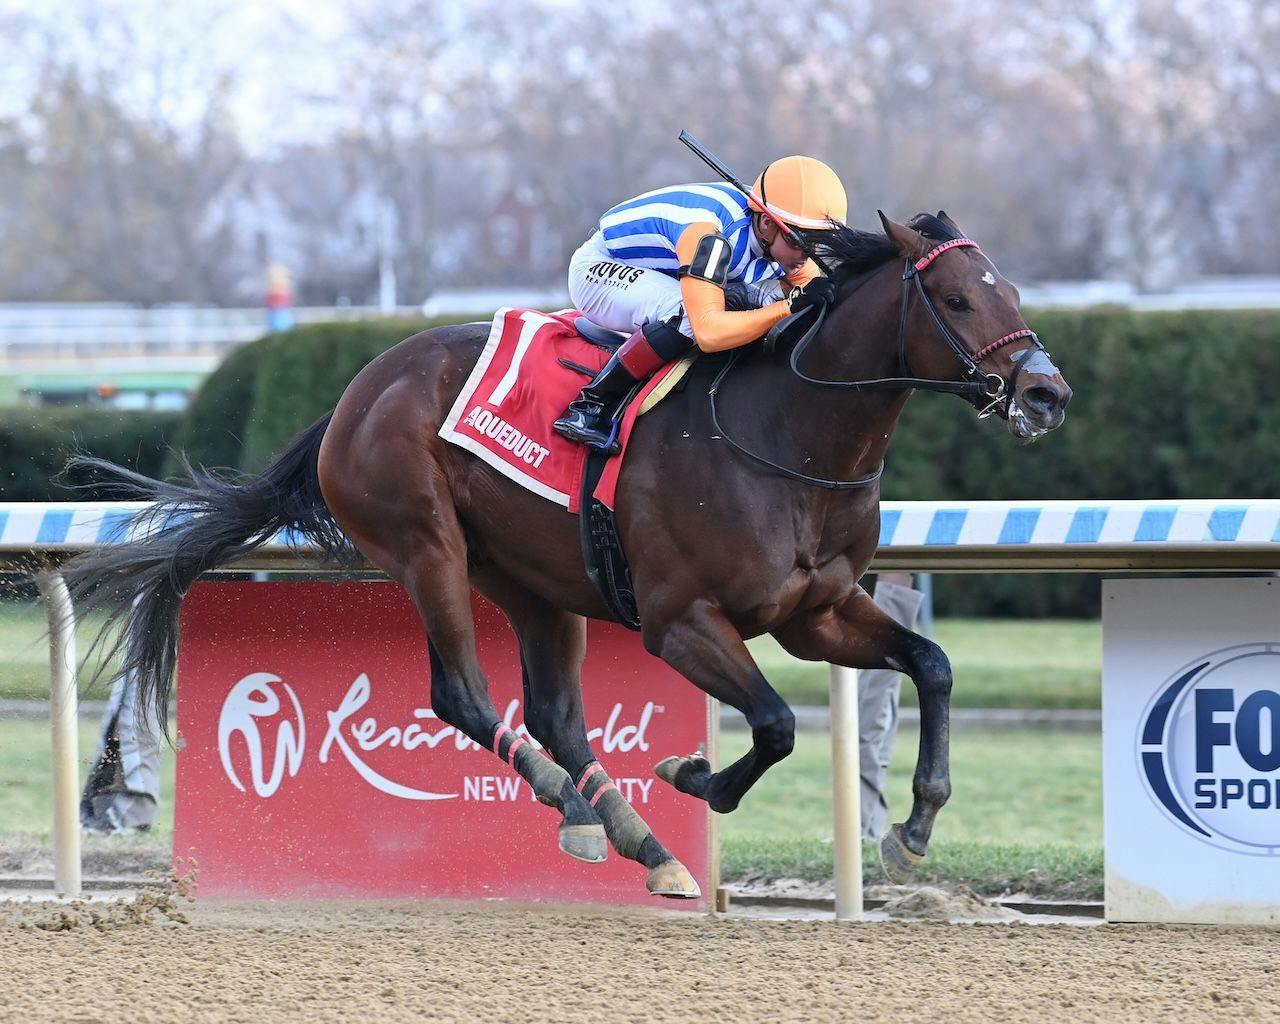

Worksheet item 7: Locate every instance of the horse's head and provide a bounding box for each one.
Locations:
[876,211,1072,441]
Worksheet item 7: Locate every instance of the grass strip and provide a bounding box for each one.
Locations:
[722,837,1102,900]
[748,618,1101,709]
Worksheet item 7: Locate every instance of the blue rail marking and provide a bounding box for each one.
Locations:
[1208,506,1246,542]
[997,508,1040,545]
[1065,507,1107,544]
[35,510,73,544]
[925,510,966,546]
[1135,506,1176,542]
[879,509,901,546]
[95,509,135,544]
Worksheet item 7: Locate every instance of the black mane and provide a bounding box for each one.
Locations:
[906,212,963,242]
[806,223,898,278]
[804,211,962,285]
[723,211,962,311]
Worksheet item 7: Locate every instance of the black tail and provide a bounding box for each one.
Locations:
[62,411,357,733]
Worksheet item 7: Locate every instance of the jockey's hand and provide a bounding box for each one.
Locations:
[788,276,837,316]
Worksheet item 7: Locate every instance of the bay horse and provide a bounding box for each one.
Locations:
[65,211,1071,899]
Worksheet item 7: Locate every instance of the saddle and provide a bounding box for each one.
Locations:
[437,308,693,632]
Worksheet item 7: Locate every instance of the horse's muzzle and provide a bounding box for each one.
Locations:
[1009,379,1072,440]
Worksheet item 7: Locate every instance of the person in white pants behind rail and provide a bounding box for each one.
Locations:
[860,573,925,841]
[80,667,160,834]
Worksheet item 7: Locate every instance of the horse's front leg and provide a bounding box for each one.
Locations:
[645,604,795,814]
[773,585,953,881]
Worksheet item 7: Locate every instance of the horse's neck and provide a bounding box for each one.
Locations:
[764,264,911,483]
[818,262,910,385]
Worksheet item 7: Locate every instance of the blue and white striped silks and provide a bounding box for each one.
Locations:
[597,182,784,284]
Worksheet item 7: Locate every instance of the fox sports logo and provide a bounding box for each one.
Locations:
[1138,643,1280,856]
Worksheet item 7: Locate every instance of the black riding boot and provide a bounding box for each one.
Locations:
[554,321,694,453]
[552,350,639,454]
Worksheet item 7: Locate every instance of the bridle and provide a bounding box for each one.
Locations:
[888,238,1044,417]
[790,237,1046,416]
[708,236,1050,489]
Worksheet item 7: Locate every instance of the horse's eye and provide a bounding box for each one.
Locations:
[945,294,969,311]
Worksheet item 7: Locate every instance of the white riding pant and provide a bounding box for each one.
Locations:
[567,231,783,339]
[568,231,688,335]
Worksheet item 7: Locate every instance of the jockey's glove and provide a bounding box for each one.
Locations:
[788,276,837,316]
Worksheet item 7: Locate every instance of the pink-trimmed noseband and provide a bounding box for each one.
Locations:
[974,329,1036,364]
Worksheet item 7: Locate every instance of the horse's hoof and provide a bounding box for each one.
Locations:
[655,754,711,794]
[879,823,924,884]
[558,823,607,863]
[647,859,701,900]
[654,755,686,785]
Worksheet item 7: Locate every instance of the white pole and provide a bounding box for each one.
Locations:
[36,571,81,896]
[829,664,861,921]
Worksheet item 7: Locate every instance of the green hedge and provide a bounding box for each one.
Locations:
[889,307,1280,501]
[173,316,484,473]
[168,307,1280,617]
[0,407,182,501]
[242,317,438,471]
[167,339,265,476]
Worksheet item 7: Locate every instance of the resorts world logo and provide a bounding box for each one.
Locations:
[218,673,306,798]
[216,672,661,802]
[1137,644,1280,855]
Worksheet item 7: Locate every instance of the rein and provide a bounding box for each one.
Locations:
[708,344,885,490]
[708,237,1048,489]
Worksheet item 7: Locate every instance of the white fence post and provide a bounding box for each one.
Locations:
[35,570,81,896]
[829,664,861,921]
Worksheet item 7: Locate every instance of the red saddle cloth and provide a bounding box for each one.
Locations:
[439,308,677,512]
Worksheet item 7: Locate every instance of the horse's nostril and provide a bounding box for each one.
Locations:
[1024,385,1059,413]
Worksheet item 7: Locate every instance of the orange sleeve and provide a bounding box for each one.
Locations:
[785,260,821,289]
[675,223,791,353]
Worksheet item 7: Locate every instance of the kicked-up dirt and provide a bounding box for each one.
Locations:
[3,893,1278,1023]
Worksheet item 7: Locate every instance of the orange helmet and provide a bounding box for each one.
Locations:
[752,155,847,231]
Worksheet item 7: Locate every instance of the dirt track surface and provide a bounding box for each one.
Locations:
[4,896,1278,1023]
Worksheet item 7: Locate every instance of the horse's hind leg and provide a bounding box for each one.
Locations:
[477,571,700,898]
[401,545,603,861]
[773,585,952,883]
[645,604,796,815]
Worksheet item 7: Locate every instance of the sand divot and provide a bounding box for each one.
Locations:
[20,857,198,933]
[880,884,1022,922]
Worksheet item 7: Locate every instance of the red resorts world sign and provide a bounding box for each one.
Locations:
[173,582,712,909]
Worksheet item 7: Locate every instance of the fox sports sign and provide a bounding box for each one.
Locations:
[1139,643,1280,856]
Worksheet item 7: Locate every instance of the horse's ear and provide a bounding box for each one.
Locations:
[936,210,964,236]
[878,210,927,258]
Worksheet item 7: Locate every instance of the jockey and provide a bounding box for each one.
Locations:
[552,155,847,450]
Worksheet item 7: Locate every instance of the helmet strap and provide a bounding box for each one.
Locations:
[753,213,778,262]
[755,162,776,261]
